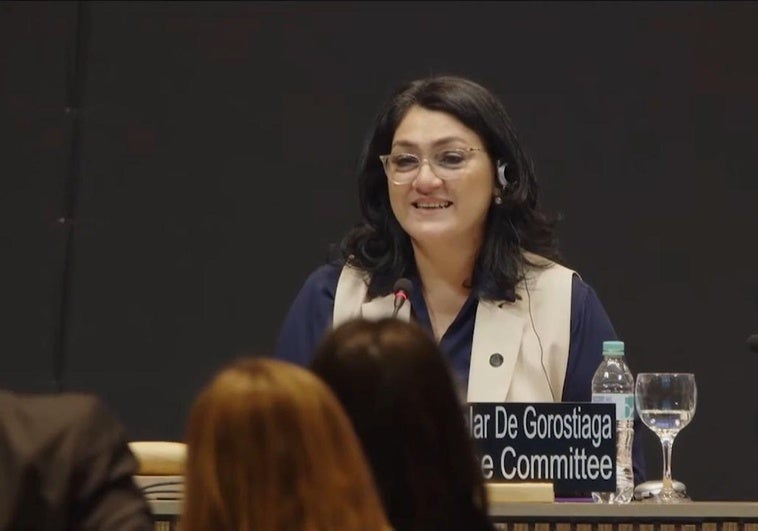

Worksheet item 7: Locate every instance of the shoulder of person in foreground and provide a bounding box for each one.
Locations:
[0,390,153,531]
[273,262,342,365]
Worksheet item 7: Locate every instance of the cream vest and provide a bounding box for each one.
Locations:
[333,255,575,403]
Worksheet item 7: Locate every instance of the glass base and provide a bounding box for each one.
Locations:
[634,480,690,503]
[641,491,691,503]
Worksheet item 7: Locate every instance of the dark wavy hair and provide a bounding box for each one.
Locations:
[310,318,496,531]
[336,75,560,301]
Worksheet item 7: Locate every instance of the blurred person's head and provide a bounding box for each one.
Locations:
[181,357,388,531]
[0,391,153,531]
[311,318,495,531]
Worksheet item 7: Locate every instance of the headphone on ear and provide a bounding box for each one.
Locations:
[496,160,509,188]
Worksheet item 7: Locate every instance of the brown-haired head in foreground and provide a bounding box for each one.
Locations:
[181,357,388,531]
[311,318,495,531]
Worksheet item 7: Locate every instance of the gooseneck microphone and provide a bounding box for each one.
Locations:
[747,334,758,353]
[391,278,413,318]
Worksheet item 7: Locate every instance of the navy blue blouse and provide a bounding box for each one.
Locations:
[274,263,646,484]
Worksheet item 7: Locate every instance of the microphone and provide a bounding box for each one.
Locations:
[748,334,758,353]
[391,278,413,318]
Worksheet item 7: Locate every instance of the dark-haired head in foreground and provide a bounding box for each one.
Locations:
[311,318,495,531]
[0,390,153,531]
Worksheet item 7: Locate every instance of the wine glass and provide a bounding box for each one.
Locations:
[635,373,697,503]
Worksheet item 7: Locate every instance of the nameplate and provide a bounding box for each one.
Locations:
[467,402,616,492]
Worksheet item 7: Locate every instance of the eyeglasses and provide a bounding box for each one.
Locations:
[379,147,484,185]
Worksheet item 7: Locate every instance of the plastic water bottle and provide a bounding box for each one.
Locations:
[591,340,635,503]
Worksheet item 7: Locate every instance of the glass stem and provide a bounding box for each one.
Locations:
[660,435,676,496]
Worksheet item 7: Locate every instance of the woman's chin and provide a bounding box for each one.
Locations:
[406,225,462,245]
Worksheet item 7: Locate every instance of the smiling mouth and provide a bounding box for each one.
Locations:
[412,201,453,209]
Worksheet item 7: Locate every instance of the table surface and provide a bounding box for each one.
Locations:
[148,500,758,519]
[488,501,758,519]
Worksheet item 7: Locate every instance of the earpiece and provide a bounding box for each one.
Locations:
[496,160,509,188]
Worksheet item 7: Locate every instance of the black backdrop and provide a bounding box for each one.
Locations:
[1,1,757,500]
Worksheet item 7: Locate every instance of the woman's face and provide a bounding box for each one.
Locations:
[386,105,495,249]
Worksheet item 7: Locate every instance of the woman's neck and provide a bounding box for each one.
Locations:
[412,240,478,297]
[412,239,480,342]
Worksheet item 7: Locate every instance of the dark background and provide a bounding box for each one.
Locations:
[1,1,757,500]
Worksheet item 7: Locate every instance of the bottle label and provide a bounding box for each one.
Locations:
[591,393,634,421]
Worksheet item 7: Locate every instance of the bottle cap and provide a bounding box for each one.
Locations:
[602,340,625,356]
